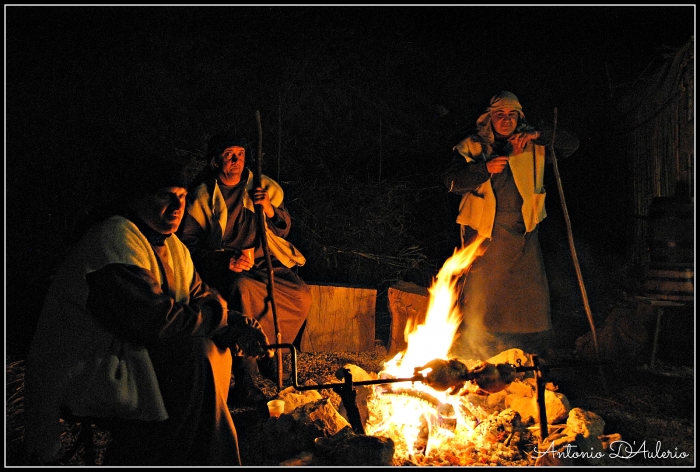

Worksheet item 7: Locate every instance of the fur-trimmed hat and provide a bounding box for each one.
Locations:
[132,150,190,196]
[205,132,250,165]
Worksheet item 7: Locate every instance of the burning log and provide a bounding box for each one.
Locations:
[373,385,441,406]
[474,409,526,452]
[378,407,536,466]
[314,426,395,466]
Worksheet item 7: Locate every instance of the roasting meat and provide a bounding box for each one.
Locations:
[414,358,518,395]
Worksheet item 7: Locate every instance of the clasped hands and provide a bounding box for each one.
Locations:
[486,130,539,174]
[508,129,539,153]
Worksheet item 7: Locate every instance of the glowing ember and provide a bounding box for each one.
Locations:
[364,237,535,465]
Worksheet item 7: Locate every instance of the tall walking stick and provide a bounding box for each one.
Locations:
[254,110,284,390]
[549,108,606,392]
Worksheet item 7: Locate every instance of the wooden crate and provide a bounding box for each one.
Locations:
[300,283,377,352]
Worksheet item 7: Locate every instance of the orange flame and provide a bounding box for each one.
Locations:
[366,236,488,460]
[382,236,486,377]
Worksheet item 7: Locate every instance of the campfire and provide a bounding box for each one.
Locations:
[2,230,688,467]
[364,236,539,465]
[258,237,619,466]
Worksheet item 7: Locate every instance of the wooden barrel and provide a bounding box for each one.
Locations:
[647,197,694,264]
[643,262,694,303]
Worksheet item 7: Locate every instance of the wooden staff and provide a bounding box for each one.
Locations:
[548,108,606,392]
[254,110,284,390]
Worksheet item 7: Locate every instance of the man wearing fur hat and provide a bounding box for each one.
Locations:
[179,132,311,407]
[443,91,578,360]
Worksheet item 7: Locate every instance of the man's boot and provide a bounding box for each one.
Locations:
[258,355,291,382]
[228,356,267,410]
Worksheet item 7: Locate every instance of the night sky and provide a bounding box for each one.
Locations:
[4,5,695,355]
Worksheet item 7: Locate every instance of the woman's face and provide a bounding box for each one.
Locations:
[491,108,519,137]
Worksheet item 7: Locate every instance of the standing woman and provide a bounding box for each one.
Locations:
[443,91,579,360]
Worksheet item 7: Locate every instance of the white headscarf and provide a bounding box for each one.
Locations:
[476,91,529,143]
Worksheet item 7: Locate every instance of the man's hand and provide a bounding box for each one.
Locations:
[228,250,254,273]
[213,315,272,358]
[251,187,275,218]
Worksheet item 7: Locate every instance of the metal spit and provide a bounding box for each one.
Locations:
[265,343,560,440]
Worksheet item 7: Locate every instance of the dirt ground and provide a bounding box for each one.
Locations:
[6,339,695,467]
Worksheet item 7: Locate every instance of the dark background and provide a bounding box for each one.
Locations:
[5,6,695,356]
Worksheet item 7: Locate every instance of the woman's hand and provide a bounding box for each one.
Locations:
[508,130,539,154]
[486,156,509,174]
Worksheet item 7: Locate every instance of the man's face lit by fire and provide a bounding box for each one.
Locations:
[490,107,519,138]
[216,145,246,185]
[133,186,187,235]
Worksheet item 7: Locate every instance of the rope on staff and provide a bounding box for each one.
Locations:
[254,110,284,391]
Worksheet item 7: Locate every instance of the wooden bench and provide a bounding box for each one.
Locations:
[300,283,377,352]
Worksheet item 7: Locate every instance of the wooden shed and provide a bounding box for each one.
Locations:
[609,36,694,267]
